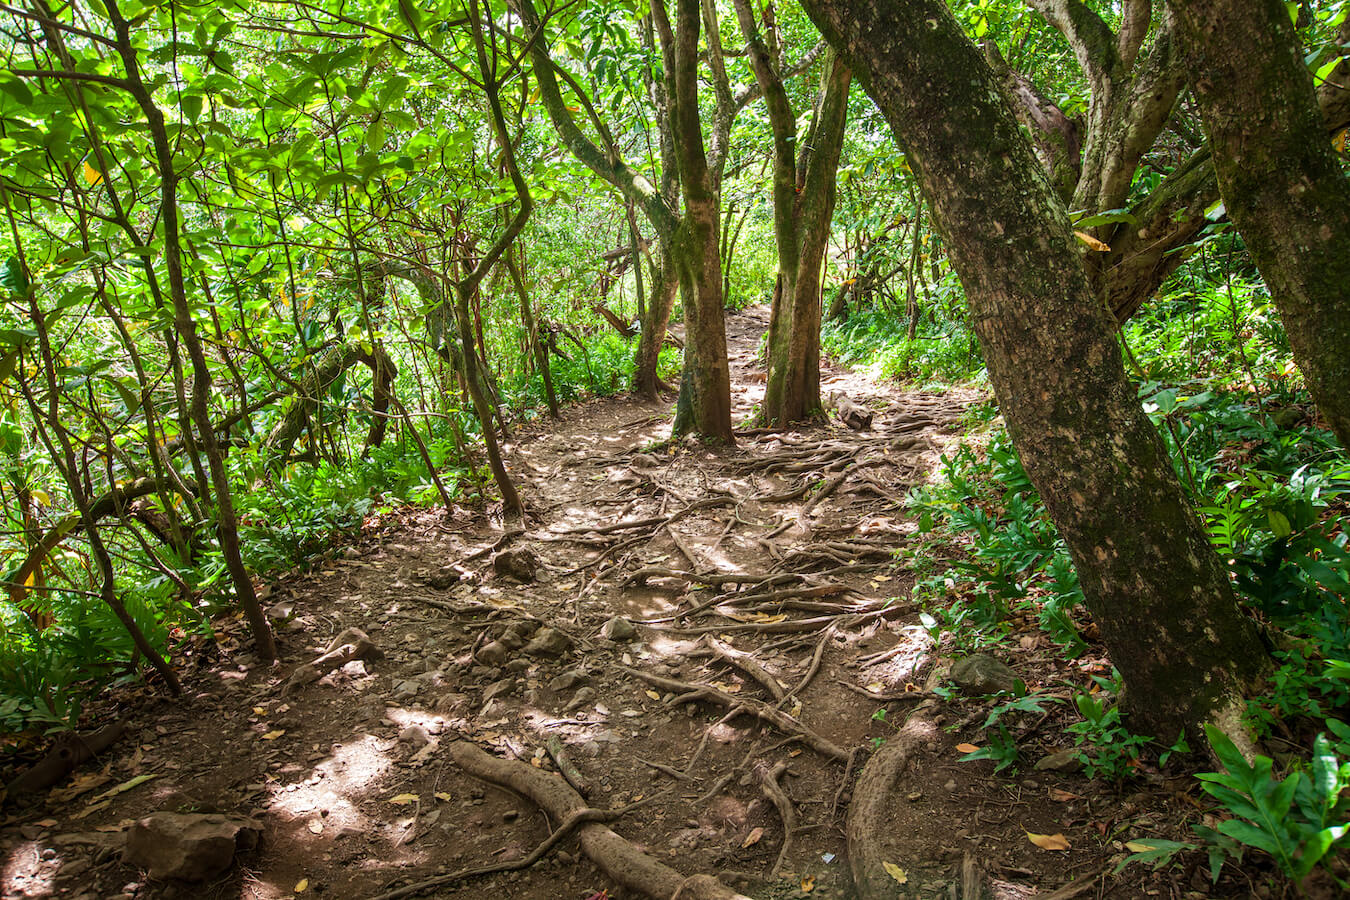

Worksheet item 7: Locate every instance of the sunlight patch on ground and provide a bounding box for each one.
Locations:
[1,841,56,898]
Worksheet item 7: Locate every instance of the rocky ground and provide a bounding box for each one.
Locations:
[0,307,1261,899]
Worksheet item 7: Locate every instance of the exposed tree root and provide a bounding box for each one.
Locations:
[846,705,952,897]
[704,635,786,700]
[281,627,383,696]
[756,760,796,878]
[623,667,850,761]
[419,739,754,900]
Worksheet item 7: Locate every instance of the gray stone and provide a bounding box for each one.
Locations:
[949,654,1018,694]
[599,616,636,642]
[475,641,510,666]
[1034,749,1083,773]
[498,628,528,650]
[123,812,261,881]
[398,725,431,749]
[549,669,589,692]
[482,679,517,702]
[492,548,539,583]
[391,679,421,700]
[524,627,572,658]
[564,686,596,712]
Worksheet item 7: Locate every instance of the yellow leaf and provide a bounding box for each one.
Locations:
[389,793,420,805]
[882,860,908,884]
[252,707,267,716]
[294,878,309,893]
[262,730,285,740]
[1073,230,1111,252]
[741,826,764,848]
[434,792,453,802]
[644,690,661,701]
[82,161,103,186]
[866,682,885,693]
[800,874,816,891]
[1025,829,1071,851]
[1125,840,1160,852]
[955,743,980,753]
[308,820,323,834]
[90,773,157,803]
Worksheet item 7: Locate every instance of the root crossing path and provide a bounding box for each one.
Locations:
[14,306,999,899]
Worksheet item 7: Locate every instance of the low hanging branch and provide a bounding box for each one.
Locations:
[264,341,397,464]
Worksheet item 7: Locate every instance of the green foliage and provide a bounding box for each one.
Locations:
[1195,724,1350,883]
[1065,673,1156,781]
[821,304,985,387]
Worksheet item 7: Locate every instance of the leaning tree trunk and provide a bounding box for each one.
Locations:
[505,247,558,417]
[1167,0,1350,451]
[800,0,1269,741]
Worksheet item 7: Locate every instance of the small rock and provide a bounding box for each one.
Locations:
[599,616,636,642]
[1034,749,1083,773]
[949,653,1018,694]
[564,686,596,712]
[475,641,510,666]
[943,779,957,792]
[502,810,520,823]
[40,848,56,860]
[398,725,432,749]
[123,812,262,881]
[498,629,528,651]
[391,679,421,700]
[504,658,530,674]
[482,679,517,702]
[524,627,572,658]
[492,548,539,583]
[549,669,589,692]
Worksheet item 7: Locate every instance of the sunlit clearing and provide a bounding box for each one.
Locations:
[266,734,391,836]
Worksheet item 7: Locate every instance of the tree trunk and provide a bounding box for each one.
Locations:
[506,247,558,417]
[1167,0,1350,450]
[634,240,679,399]
[654,0,734,443]
[800,0,1269,741]
[736,0,851,427]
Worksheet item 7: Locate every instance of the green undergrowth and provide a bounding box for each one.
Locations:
[821,300,986,387]
[0,327,677,739]
[907,276,1350,886]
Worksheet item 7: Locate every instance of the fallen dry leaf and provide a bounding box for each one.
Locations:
[955,743,980,754]
[294,878,309,893]
[434,792,453,802]
[262,730,285,740]
[800,873,816,891]
[741,826,764,848]
[1025,829,1071,851]
[644,690,661,701]
[1049,789,1082,802]
[389,793,420,805]
[882,860,908,884]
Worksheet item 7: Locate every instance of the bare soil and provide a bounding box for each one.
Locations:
[1,307,1268,899]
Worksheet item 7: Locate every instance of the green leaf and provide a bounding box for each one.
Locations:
[1,256,29,297]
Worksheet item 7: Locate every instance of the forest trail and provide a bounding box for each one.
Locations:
[5,308,1162,900]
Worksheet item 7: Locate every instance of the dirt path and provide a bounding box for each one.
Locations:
[1,308,1209,900]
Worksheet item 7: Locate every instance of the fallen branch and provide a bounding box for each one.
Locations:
[4,722,127,802]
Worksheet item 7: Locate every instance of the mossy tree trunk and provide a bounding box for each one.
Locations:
[800,0,1269,741]
[734,0,851,427]
[654,0,734,443]
[1167,0,1350,451]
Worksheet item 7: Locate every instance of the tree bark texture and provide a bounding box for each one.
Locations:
[799,0,1269,739]
[1167,0,1350,450]
[735,0,851,426]
[655,0,734,443]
